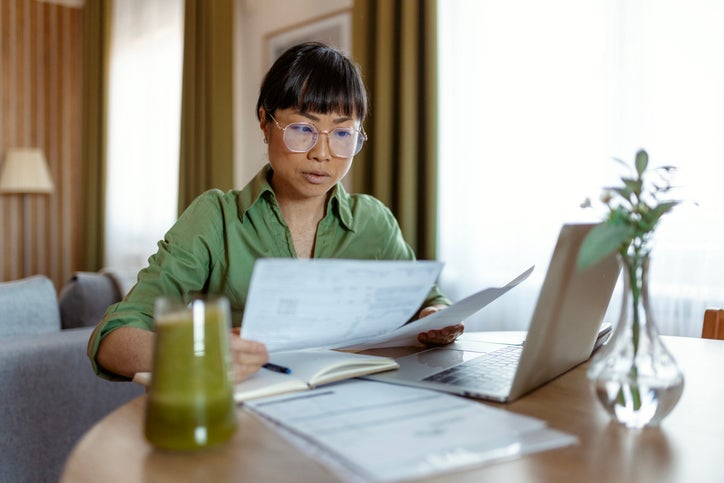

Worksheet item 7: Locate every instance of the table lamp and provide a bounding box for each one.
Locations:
[0,148,55,275]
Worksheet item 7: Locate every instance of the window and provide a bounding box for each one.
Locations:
[438,0,724,337]
[105,0,184,270]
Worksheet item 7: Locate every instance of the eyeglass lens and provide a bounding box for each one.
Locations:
[283,123,365,158]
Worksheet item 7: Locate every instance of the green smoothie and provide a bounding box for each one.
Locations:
[145,298,237,451]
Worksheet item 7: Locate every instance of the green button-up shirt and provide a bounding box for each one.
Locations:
[88,165,450,379]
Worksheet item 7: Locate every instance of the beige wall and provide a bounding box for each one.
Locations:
[233,0,353,187]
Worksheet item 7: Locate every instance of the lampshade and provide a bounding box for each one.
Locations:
[0,148,54,194]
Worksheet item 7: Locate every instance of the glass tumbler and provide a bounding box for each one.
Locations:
[145,295,237,451]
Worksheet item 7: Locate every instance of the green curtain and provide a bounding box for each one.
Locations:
[351,0,439,260]
[81,0,112,271]
[178,0,235,213]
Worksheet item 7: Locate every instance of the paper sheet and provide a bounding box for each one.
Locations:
[246,379,577,482]
[342,266,534,349]
[241,259,443,352]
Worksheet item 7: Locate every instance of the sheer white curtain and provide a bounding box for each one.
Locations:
[437,0,724,337]
[105,0,183,270]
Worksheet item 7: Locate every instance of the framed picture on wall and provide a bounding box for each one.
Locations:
[264,9,352,70]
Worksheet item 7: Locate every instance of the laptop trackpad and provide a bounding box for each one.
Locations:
[395,348,484,380]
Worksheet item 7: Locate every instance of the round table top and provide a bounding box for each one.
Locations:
[62,335,724,483]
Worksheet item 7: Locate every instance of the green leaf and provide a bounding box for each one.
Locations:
[635,150,648,176]
[577,223,634,269]
[656,200,681,213]
[640,200,680,231]
[622,178,643,196]
[611,186,633,201]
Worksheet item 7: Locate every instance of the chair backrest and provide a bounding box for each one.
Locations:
[702,308,724,340]
[0,275,60,336]
[58,272,124,329]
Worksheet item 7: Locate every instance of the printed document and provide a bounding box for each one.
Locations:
[241,259,444,352]
[246,379,576,482]
[241,258,533,352]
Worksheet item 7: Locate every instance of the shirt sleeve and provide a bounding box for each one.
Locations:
[87,190,228,380]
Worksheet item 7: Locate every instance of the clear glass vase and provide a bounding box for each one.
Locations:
[587,252,684,428]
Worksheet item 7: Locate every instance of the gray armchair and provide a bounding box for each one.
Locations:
[0,274,143,483]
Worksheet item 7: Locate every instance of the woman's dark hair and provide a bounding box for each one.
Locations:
[256,42,368,123]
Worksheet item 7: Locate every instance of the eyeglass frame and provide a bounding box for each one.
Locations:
[267,112,368,158]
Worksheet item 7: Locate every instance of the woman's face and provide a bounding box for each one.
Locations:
[260,108,360,202]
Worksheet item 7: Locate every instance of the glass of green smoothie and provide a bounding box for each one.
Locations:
[145,294,237,451]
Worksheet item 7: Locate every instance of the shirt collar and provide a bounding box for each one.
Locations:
[238,164,355,232]
[237,164,276,218]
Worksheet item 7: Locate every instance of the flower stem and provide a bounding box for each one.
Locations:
[623,251,643,411]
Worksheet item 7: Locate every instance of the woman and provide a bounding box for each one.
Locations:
[89,42,463,383]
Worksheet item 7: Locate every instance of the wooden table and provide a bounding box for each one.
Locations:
[62,335,724,482]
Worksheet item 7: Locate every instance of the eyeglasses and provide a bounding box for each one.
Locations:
[268,114,368,158]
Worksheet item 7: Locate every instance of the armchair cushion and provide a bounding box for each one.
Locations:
[0,275,60,336]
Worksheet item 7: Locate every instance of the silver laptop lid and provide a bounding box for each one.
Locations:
[507,223,619,400]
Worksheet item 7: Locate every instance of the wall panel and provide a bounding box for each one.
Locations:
[0,0,83,289]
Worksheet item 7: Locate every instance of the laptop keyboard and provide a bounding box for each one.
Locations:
[422,345,522,392]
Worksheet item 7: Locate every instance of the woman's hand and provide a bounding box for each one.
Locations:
[229,328,269,383]
[416,305,464,346]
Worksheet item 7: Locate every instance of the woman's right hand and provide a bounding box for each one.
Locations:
[229,328,269,383]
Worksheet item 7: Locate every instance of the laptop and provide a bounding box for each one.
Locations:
[363,223,620,402]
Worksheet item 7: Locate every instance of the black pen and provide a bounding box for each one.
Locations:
[263,362,292,374]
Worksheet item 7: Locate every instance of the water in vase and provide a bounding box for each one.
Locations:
[594,376,684,429]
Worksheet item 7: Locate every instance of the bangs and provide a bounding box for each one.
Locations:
[257,43,368,122]
[284,62,366,120]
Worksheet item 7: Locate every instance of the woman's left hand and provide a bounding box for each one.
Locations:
[416,305,464,346]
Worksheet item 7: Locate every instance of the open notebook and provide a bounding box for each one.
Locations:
[133,348,399,403]
[231,349,398,402]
